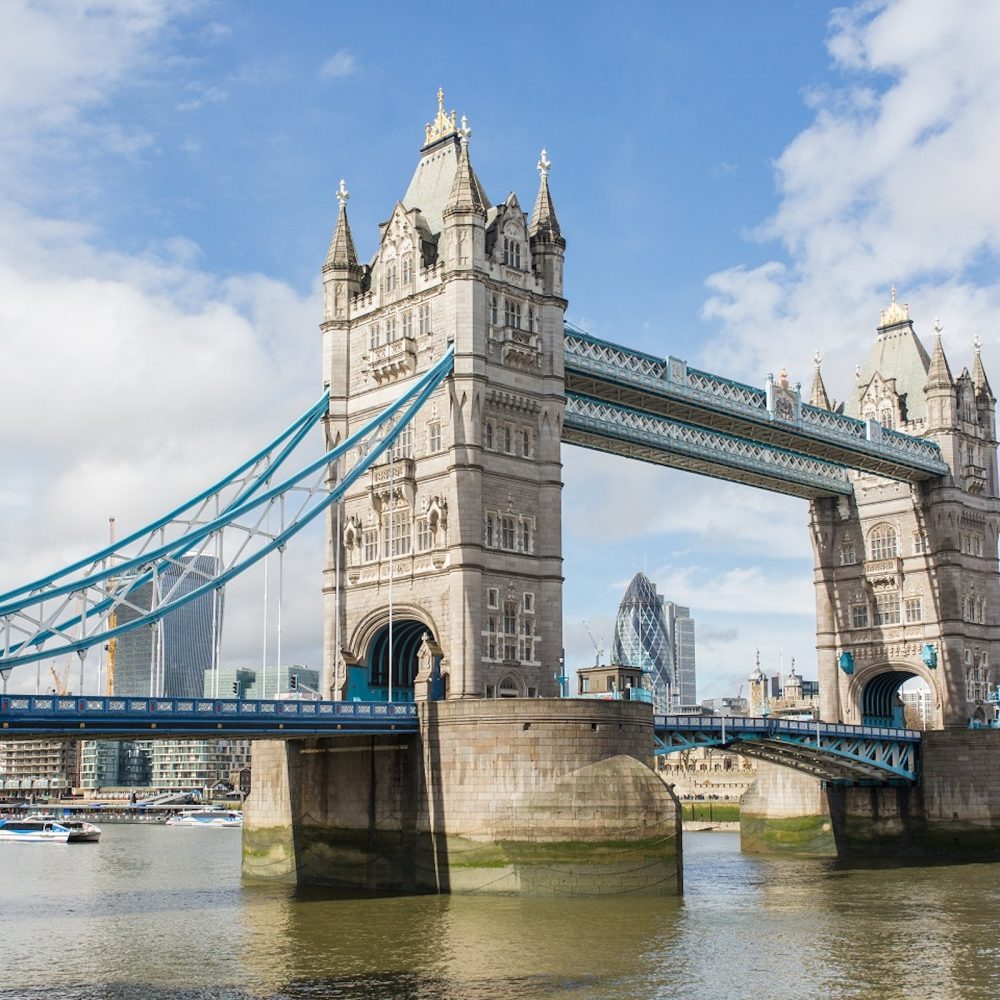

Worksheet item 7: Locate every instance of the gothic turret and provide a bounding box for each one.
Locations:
[809,352,831,409]
[322,179,362,400]
[528,149,565,298]
[972,337,995,403]
[442,117,486,274]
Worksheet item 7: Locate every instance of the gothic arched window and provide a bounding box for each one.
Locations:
[868,523,898,561]
[484,422,494,449]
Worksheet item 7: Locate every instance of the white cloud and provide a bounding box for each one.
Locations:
[700,0,1000,401]
[319,50,357,80]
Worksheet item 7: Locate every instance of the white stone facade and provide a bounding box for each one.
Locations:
[811,303,1000,727]
[320,97,566,701]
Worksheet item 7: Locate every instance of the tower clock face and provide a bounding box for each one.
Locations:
[774,392,795,421]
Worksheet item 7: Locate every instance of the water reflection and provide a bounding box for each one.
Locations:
[3,827,1000,999]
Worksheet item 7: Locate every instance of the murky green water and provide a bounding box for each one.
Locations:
[2,826,1000,999]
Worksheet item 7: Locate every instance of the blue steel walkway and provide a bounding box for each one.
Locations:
[563,325,949,492]
[654,714,920,783]
[0,695,418,739]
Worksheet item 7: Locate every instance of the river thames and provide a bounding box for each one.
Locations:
[2,825,1000,999]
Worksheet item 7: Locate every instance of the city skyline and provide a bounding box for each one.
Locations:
[2,1,999,700]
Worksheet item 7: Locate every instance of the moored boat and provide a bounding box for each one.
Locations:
[165,809,243,829]
[0,817,72,843]
[24,813,102,843]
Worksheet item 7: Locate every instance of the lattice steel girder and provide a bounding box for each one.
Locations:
[652,716,920,782]
[564,392,853,499]
[563,327,948,482]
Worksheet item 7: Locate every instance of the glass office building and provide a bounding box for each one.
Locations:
[664,602,697,709]
[114,555,223,698]
[611,573,675,713]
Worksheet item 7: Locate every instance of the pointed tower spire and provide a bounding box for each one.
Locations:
[325,179,358,268]
[529,149,564,245]
[972,335,994,401]
[809,351,831,409]
[444,117,486,218]
[925,318,955,391]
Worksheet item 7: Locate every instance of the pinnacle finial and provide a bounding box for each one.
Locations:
[891,284,897,305]
[814,350,822,367]
[458,115,471,147]
[336,179,349,208]
[424,87,459,146]
[974,333,982,353]
[934,317,943,336]
[537,148,551,179]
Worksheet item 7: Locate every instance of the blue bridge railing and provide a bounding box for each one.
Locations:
[0,695,419,739]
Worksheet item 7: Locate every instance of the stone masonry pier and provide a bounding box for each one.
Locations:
[243,698,681,896]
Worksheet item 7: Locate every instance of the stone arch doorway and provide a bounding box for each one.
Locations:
[365,619,431,702]
[859,669,920,728]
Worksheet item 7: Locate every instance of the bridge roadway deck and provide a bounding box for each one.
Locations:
[0,695,419,739]
[564,327,949,484]
[654,714,921,783]
[2,696,920,784]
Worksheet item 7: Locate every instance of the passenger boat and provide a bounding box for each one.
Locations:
[24,813,102,843]
[0,817,72,843]
[165,809,243,828]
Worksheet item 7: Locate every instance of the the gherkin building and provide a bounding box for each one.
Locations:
[611,572,674,713]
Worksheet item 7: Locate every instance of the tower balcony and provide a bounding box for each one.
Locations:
[370,457,416,509]
[964,463,988,494]
[864,558,903,588]
[369,336,417,384]
[489,325,540,370]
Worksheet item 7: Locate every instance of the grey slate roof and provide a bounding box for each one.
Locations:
[848,319,932,423]
[401,135,491,236]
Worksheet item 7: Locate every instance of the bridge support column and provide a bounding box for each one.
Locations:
[242,699,682,895]
[739,763,836,856]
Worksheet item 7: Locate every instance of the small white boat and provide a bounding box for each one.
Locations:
[24,813,102,843]
[165,809,243,829]
[0,817,71,843]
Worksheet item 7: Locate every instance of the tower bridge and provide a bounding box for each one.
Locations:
[3,92,1000,890]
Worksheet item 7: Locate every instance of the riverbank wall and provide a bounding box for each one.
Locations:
[242,698,682,896]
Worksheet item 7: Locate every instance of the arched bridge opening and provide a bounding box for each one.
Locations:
[860,670,920,729]
[350,619,430,704]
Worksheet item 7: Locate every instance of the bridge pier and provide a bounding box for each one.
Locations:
[741,731,1000,860]
[243,699,682,895]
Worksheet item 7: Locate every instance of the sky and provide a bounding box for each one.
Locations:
[3,0,1000,700]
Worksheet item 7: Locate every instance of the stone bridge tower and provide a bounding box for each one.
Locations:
[319,93,566,702]
[810,292,1000,728]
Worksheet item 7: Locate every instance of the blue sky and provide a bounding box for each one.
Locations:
[3,0,1000,698]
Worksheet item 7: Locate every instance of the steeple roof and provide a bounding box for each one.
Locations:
[924,322,955,392]
[972,336,994,401]
[848,289,931,422]
[809,352,831,410]
[444,120,486,218]
[529,149,563,245]
[324,179,358,269]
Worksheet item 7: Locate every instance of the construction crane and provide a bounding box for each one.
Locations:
[105,516,117,696]
[582,619,605,667]
[49,658,71,696]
